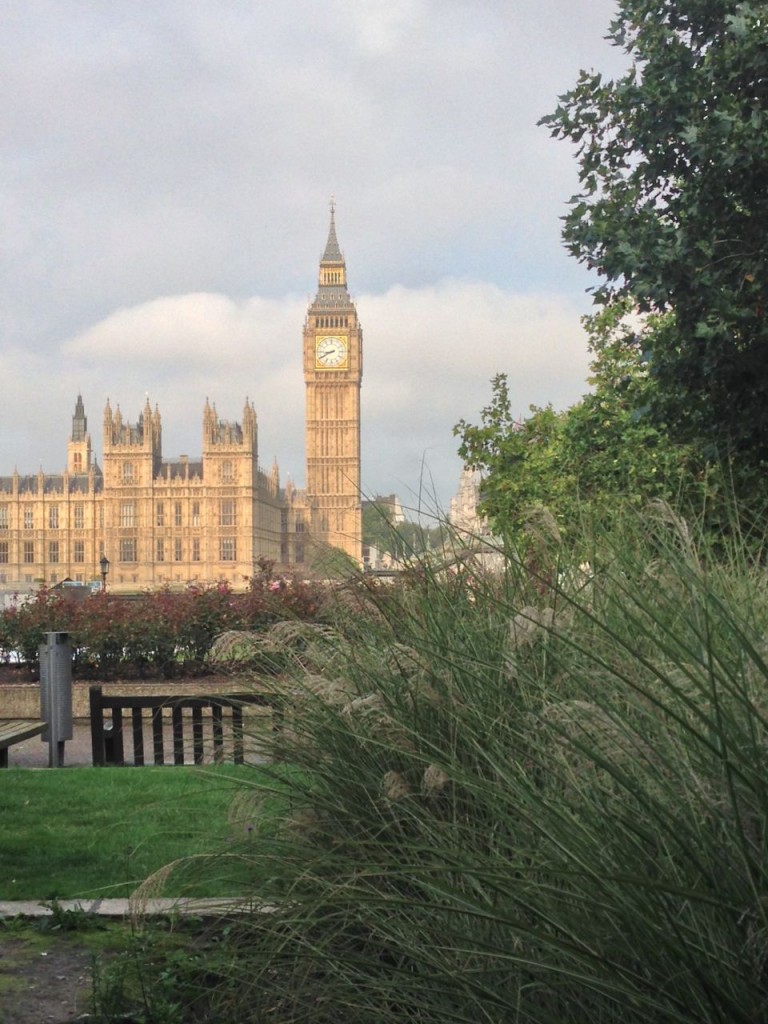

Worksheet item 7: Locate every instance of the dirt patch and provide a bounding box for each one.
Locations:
[0,930,96,1024]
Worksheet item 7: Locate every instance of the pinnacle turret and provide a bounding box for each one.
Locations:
[71,394,87,442]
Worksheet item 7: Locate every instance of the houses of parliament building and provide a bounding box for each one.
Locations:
[0,208,363,592]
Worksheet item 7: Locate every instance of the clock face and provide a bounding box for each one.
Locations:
[316,335,348,368]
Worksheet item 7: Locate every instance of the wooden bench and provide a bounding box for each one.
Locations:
[89,686,283,766]
[0,719,47,768]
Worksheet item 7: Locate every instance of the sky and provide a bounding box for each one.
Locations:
[1,0,629,516]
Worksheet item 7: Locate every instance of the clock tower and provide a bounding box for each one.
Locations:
[303,203,363,563]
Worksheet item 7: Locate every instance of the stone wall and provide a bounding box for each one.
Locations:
[0,677,247,719]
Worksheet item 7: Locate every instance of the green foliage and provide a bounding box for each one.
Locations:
[540,0,768,474]
[457,385,571,533]
[0,766,262,899]
[0,573,327,675]
[362,500,397,553]
[456,303,696,536]
[562,302,694,510]
[132,516,768,1023]
[90,918,249,1024]
[363,501,447,558]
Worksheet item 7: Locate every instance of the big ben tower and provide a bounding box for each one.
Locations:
[303,203,363,563]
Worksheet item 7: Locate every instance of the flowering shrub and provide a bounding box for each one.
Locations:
[0,575,328,678]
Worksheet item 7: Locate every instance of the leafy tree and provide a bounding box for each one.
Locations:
[456,379,572,533]
[540,0,768,474]
[562,302,692,511]
[456,305,693,535]
[362,501,397,554]
[363,501,448,559]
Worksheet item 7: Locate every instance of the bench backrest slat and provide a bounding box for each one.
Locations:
[89,685,281,766]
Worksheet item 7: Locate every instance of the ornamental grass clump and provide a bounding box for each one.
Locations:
[134,514,768,1024]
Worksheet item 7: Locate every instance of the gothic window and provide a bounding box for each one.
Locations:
[74,504,84,529]
[220,500,236,526]
[120,502,136,527]
[220,538,236,561]
[23,506,33,530]
[73,452,82,472]
[119,538,137,562]
[295,517,305,533]
[49,541,59,563]
[49,505,59,530]
[0,541,7,563]
[73,541,85,563]
[174,502,182,526]
[123,462,135,483]
[192,502,201,527]
[156,538,165,562]
[192,538,201,562]
[221,461,234,483]
[23,540,34,563]
[156,503,165,527]
[0,506,8,529]
[295,543,304,564]
[174,538,182,561]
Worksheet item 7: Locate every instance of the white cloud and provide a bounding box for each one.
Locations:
[0,280,590,512]
[64,293,305,371]
[0,0,624,512]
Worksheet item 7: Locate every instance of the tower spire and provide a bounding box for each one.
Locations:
[321,196,343,264]
[315,200,349,297]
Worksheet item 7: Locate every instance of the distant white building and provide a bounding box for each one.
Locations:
[449,466,489,537]
[367,494,405,524]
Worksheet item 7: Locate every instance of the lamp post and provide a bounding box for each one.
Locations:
[99,554,110,593]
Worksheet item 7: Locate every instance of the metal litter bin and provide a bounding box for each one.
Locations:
[39,632,74,768]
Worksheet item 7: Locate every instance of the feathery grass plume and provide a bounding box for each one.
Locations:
[421,763,450,797]
[339,689,417,753]
[647,498,700,569]
[540,697,659,773]
[122,510,768,1023]
[341,691,385,717]
[280,807,321,839]
[300,671,357,705]
[227,787,267,835]
[507,604,555,649]
[380,770,410,802]
[206,629,264,670]
[129,859,185,926]
[523,504,562,547]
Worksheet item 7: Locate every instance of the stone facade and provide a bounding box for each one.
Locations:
[448,466,489,537]
[0,209,362,593]
[300,203,363,562]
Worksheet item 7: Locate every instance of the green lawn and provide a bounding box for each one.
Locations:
[0,766,271,900]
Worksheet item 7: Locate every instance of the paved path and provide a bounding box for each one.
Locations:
[4,719,93,768]
[0,897,256,918]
